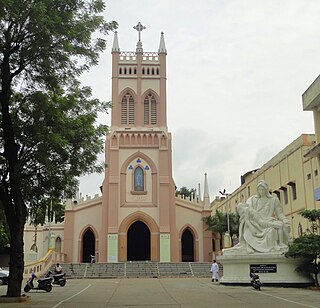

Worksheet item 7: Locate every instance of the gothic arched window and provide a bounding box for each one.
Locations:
[134,167,144,191]
[121,94,135,125]
[144,94,157,125]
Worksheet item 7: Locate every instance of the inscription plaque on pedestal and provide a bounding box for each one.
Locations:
[250,264,277,273]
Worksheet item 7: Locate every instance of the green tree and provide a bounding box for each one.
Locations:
[285,209,320,286]
[203,210,239,238]
[176,186,196,198]
[0,0,117,297]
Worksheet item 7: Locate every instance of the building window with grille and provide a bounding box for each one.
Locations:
[134,167,144,191]
[280,186,288,204]
[121,94,135,125]
[144,94,157,125]
[273,190,281,201]
[288,181,297,200]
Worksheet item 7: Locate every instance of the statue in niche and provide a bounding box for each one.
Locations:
[226,180,291,254]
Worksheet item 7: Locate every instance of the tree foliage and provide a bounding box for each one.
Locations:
[285,209,320,286]
[203,210,239,237]
[175,186,196,198]
[11,85,111,222]
[0,0,117,297]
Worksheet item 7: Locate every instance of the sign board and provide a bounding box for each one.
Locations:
[107,234,118,263]
[250,264,277,273]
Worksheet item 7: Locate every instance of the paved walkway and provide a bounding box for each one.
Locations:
[1,278,320,307]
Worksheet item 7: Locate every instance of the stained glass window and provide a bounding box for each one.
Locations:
[134,167,144,191]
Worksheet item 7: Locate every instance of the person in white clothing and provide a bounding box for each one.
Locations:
[55,263,62,274]
[210,260,219,282]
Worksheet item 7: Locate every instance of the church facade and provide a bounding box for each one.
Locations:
[23,25,213,264]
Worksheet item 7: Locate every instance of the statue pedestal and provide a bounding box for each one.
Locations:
[217,253,313,287]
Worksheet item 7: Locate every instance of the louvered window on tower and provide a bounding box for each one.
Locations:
[121,95,135,125]
[129,96,134,124]
[121,98,127,124]
[144,100,149,124]
[144,94,157,125]
[151,97,157,124]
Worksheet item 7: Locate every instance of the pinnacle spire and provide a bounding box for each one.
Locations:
[111,31,120,53]
[198,183,202,202]
[158,32,167,54]
[203,173,211,209]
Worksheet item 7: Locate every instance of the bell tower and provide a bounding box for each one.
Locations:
[100,24,178,263]
[110,23,167,129]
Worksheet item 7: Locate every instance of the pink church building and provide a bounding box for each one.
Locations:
[24,25,214,264]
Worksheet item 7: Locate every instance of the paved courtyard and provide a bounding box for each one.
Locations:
[1,278,320,308]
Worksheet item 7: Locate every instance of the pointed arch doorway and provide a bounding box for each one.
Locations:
[181,228,195,262]
[127,221,150,261]
[82,229,95,263]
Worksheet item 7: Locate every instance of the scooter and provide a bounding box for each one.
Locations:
[46,270,66,287]
[250,271,262,291]
[24,274,53,292]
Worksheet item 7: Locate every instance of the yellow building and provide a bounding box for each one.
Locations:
[303,74,320,199]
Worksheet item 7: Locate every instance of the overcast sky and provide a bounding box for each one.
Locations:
[79,0,319,200]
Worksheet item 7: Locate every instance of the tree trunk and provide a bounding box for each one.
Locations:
[6,209,26,297]
[1,50,27,297]
[315,259,319,287]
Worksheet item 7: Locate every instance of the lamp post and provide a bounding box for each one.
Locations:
[219,189,231,248]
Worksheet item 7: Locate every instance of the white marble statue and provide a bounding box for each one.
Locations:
[226,180,290,254]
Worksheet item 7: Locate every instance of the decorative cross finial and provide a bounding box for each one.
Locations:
[133,22,146,42]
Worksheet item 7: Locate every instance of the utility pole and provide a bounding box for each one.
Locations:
[219,189,231,248]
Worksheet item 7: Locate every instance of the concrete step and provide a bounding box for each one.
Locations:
[158,262,192,277]
[56,262,217,278]
[190,262,211,277]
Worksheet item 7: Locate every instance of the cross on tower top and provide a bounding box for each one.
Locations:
[133,22,146,42]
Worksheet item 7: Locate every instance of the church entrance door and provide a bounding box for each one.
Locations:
[82,229,95,263]
[127,221,150,261]
[181,228,194,262]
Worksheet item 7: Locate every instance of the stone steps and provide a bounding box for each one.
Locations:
[52,262,213,279]
[158,262,192,277]
[126,261,158,277]
[190,263,212,277]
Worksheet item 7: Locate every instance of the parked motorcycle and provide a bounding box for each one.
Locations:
[46,270,66,287]
[250,271,262,291]
[24,273,53,292]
